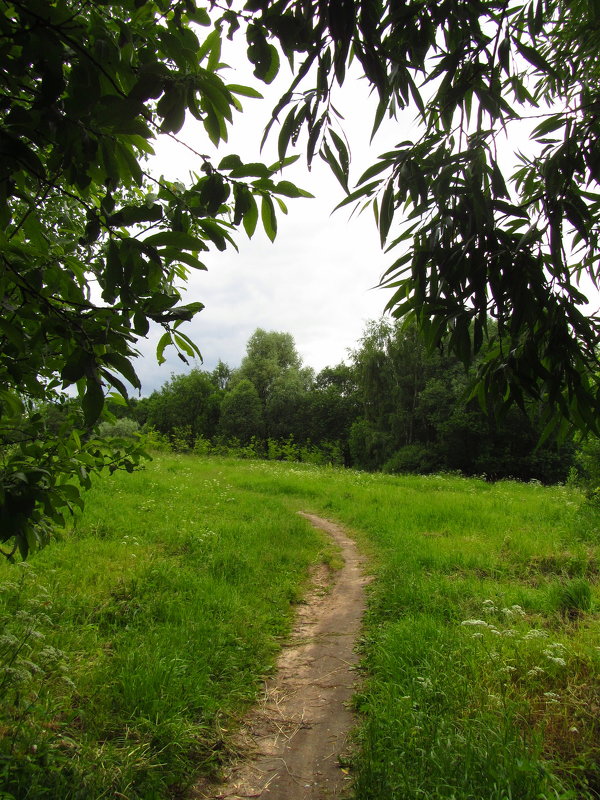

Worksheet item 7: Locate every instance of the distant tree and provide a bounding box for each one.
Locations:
[350,319,574,480]
[218,379,264,444]
[306,365,360,460]
[236,329,304,403]
[210,361,233,392]
[144,369,220,442]
[264,368,313,440]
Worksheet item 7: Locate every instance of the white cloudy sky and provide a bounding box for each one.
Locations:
[136,49,411,394]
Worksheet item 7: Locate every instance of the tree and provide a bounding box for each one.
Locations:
[235,329,304,403]
[6,0,600,556]
[142,368,221,442]
[348,318,574,480]
[217,378,264,443]
[243,0,600,436]
[306,364,360,460]
[0,0,309,557]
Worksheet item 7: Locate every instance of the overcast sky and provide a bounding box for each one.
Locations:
[136,49,410,394]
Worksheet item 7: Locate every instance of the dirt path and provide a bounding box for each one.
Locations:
[195,512,368,800]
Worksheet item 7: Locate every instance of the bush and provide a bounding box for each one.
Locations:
[550,578,593,617]
[139,426,171,452]
[383,443,442,475]
[170,425,194,453]
[97,418,140,439]
[574,435,600,488]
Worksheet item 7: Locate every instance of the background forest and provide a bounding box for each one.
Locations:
[95,321,583,484]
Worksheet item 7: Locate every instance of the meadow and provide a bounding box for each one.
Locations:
[0,455,598,799]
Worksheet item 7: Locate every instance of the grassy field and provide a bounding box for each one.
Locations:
[1,455,598,799]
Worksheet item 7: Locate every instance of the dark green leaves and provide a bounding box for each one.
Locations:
[246,24,281,84]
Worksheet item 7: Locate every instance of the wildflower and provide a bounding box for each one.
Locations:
[523,629,549,640]
[544,691,560,702]
[482,599,498,613]
[526,667,545,677]
[461,619,489,627]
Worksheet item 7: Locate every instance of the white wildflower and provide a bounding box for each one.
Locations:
[526,667,545,677]
[523,629,549,640]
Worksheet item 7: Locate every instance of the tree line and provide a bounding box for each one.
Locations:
[112,324,576,484]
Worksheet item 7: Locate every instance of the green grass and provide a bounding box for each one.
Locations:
[1,456,598,799]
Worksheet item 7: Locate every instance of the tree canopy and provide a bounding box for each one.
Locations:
[2,0,600,556]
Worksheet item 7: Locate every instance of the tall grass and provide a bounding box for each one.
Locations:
[0,457,598,799]
[0,457,327,798]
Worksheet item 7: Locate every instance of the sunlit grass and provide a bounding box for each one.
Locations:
[0,456,597,798]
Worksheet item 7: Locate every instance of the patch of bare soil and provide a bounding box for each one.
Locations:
[193,512,368,800]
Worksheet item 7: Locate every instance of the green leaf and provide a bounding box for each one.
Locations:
[320,141,348,191]
[133,311,150,336]
[103,352,141,390]
[261,195,277,241]
[243,195,259,237]
[108,204,163,227]
[275,180,314,198]
[219,154,244,170]
[379,179,395,246]
[156,331,171,365]
[61,349,90,385]
[82,377,105,426]
[514,40,558,77]
[227,84,263,99]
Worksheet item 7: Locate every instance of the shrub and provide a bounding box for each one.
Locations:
[97,417,140,439]
[383,443,442,475]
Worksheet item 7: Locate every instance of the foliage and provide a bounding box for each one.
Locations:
[141,367,221,442]
[97,417,141,439]
[124,323,574,480]
[349,319,574,481]
[0,0,309,556]
[245,0,600,434]
[218,378,264,443]
[235,328,305,403]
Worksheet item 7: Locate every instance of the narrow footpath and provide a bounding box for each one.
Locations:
[196,512,368,800]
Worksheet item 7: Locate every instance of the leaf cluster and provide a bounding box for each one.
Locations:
[0,0,309,556]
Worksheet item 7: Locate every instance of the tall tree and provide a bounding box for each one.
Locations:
[236,329,304,403]
[143,368,220,441]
